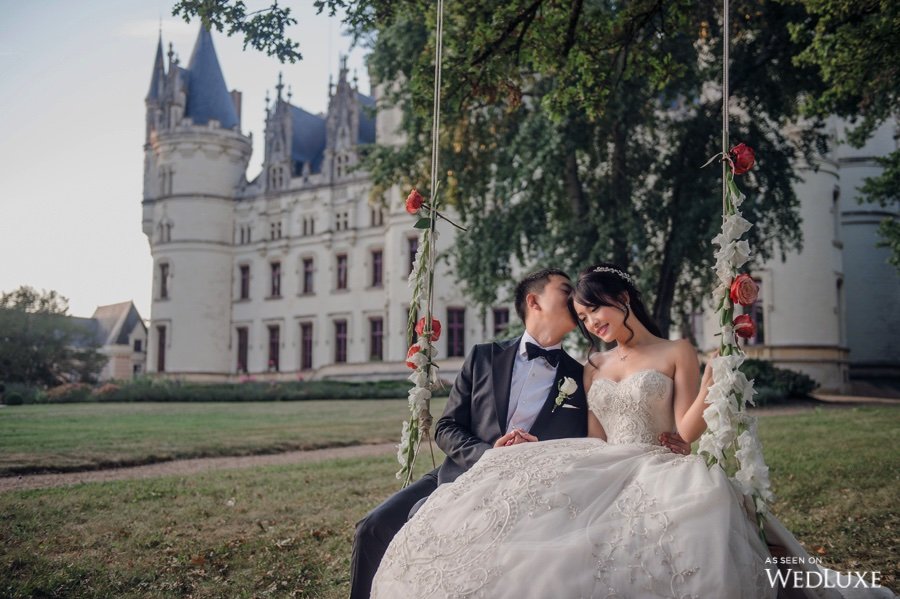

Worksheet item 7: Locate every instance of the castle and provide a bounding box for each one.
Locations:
[142,27,899,392]
[142,27,482,382]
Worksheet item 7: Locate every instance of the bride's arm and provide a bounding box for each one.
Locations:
[583,355,607,441]
[672,339,713,443]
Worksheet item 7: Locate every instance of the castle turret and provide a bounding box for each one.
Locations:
[322,57,375,182]
[141,26,252,377]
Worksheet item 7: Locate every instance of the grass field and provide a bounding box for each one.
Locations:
[0,404,897,597]
[0,399,447,475]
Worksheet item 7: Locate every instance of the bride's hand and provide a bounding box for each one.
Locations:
[659,432,691,455]
[510,430,538,444]
[493,431,519,448]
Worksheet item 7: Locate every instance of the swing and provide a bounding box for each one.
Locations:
[396,0,773,533]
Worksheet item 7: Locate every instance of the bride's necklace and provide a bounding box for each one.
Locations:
[616,346,630,361]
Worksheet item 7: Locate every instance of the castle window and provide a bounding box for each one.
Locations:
[493,308,510,338]
[302,258,315,294]
[336,254,348,290]
[270,221,283,240]
[371,207,385,227]
[371,249,383,287]
[267,325,280,371]
[334,320,348,363]
[269,165,285,190]
[134,339,143,353]
[236,327,249,373]
[270,262,281,298]
[408,236,419,275]
[159,166,174,196]
[156,325,166,372]
[300,322,313,370]
[370,317,384,361]
[158,262,170,300]
[447,308,466,357]
[746,278,765,346]
[239,265,250,299]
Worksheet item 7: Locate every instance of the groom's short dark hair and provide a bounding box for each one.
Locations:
[514,268,570,323]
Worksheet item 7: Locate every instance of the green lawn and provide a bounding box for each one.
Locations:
[0,400,447,475]
[0,405,897,597]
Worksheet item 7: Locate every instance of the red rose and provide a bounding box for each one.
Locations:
[729,274,759,306]
[406,344,422,369]
[730,143,755,175]
[406,189,425,214]
[733,314,756,339]
[415,317,442,342]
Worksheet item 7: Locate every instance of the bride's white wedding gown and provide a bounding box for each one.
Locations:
[372,370,894,598]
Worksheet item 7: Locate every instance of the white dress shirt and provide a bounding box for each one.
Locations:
[505,331,561,433]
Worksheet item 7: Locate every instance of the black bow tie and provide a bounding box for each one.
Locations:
[525,342,563,368]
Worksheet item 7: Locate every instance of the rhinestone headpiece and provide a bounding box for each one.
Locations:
[592,266,635,286]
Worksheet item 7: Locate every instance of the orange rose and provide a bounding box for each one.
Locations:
[415,317,442,342]
[730,143,755,175]
[406,344,422,369]
[733,314,756,339]
[406,189,425,214]
[729,274,759,306]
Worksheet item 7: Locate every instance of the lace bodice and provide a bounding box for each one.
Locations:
[588,369,677,445]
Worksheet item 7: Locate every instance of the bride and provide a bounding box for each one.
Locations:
[371,264,892,598]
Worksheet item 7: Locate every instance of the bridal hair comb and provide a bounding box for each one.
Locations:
[592,266,635,286]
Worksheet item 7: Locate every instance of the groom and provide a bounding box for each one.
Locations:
[349,268,688,598]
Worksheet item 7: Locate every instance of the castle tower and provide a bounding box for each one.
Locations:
[141,26,252,377]
[322,57,375,182]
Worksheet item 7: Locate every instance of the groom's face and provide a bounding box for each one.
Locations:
[532,275,577,337]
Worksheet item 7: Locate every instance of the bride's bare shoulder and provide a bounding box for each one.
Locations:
[585,350,613,374]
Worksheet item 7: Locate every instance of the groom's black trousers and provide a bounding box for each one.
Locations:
[349,468,439,599]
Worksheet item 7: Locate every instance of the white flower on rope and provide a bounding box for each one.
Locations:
[699,142,774,534]
[396,187,465,485]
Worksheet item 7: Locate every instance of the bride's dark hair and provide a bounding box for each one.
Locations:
[570,263,662,363]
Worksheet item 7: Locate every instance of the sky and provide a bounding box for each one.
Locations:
[0,0,370,319]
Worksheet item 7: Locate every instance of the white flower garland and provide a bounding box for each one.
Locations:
[699,153,774,535]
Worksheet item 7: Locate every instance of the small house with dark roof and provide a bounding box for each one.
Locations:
[70,302,148,381]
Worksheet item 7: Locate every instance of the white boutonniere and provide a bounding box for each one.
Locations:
[552,377,578,413]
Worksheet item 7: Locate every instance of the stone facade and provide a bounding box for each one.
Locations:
[142,27,898,390]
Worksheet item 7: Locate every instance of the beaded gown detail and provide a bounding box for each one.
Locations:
[372,370,887,598]
[371,370,895,599]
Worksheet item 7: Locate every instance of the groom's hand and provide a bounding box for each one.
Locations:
[659,432,691,455]
[493,429,539,448]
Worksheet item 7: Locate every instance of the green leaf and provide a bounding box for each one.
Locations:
[413,218,432,230]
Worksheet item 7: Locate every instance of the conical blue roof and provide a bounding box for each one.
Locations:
[146,36,165,101]
[184,27,238,129]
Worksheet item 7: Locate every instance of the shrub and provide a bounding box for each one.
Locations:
[93,382,122,397]
[44,383,92,403]
[740,359,817,406]
[0,383,46,404]
[3,391,23,405]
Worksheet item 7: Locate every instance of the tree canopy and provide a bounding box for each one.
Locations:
[787,0,899,269]
[0,287,105,386]
[173,0,894,332]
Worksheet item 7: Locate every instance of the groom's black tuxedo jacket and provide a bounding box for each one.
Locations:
[434,336,588,485]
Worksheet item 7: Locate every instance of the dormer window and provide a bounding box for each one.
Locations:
[270,221,283,240]
[269,165,285,190]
